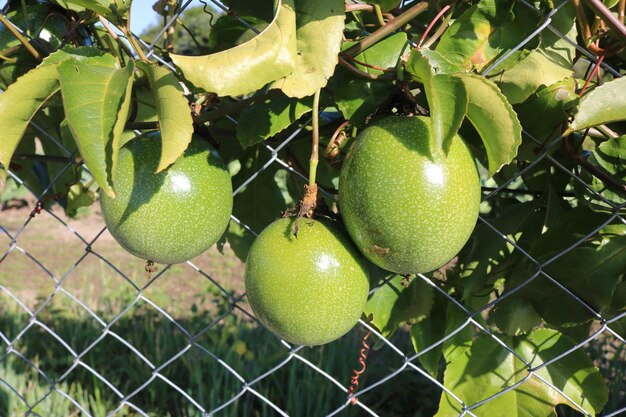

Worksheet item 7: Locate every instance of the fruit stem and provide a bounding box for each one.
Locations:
[309,89,321,188]
[0,11,42,62]
[343,1,429,57]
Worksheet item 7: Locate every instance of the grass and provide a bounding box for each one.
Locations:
[0,290,440,417]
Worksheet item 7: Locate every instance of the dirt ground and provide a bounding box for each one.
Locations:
[0,198,246,317]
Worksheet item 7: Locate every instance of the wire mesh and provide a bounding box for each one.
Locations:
[1,0,625,416]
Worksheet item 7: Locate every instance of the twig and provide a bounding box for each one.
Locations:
[343,2,429,57]
[0,51,16,62]
[619,0,625,23]
[345,4,376,13]
[583,0,626,43]
[421,4,454,49]
[338,56,393,80]
[97,16,136,59]
[579,47,609,96]
[340,53,393,72]
[0,12,41,61]
[417,5,450,49]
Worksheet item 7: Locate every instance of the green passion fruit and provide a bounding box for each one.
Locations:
[244,217,370,346]
[99,132,233,264]
[338,116,481,274]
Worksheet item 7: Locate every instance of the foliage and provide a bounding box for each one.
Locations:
[1,0,626,415]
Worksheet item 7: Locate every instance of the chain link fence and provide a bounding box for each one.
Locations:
[1,0,625,416]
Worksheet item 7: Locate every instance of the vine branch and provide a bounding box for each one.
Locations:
[582,0,626,43]
[0,12,42,62]
[343,1,429,57]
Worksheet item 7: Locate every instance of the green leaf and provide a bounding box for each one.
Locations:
[455,73,522,175]
[436,329,608,417]
[170,0,297,97]
[435,0,540,72]
[0,64,60,186]
[58,55,132,197]
[364,275,433,337]
[110,62,134,182]
[490,296,543,335]
[515,78,578,144]
[54,0,130,24]
[43,46,108,64]
[459,200,545,311]
[136,62,193,172]
[271,0,345,98]
[582,136,626,209]
[489,2,577,104]
[66,183,97,218]
[410,292,471,377]
[506,206,623,327]
[406,50,468,153]
[491,51,574,104]
[224,151,295,261]
[543,236,626,311]
[567,77,626,133]
[333,32,407,127]
[237,93,313,148]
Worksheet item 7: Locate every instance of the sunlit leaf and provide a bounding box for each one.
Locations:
[0,65,59,186]
[271,0,345,98]
[455,73,522,175]
[489,2,577,104]
[515,77,578,144]
[436,329,608,417]
[436,0,540,72]
[566,77,626,133]
[136,62,193,172]
[53,0,130,24]
[406,49,468,153]
[59,55,131,197]
[111,62,135,182]
[170,0,297,97]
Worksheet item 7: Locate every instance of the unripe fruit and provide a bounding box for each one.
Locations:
[245,217,370,346]
[99,132,233,264]
[339,116,480,274]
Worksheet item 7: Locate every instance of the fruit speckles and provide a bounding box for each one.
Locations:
[339,116,481,274]
[244,218,370,346]
[99,132,233,264]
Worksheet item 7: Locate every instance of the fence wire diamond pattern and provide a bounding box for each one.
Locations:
[1,0,625,416]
